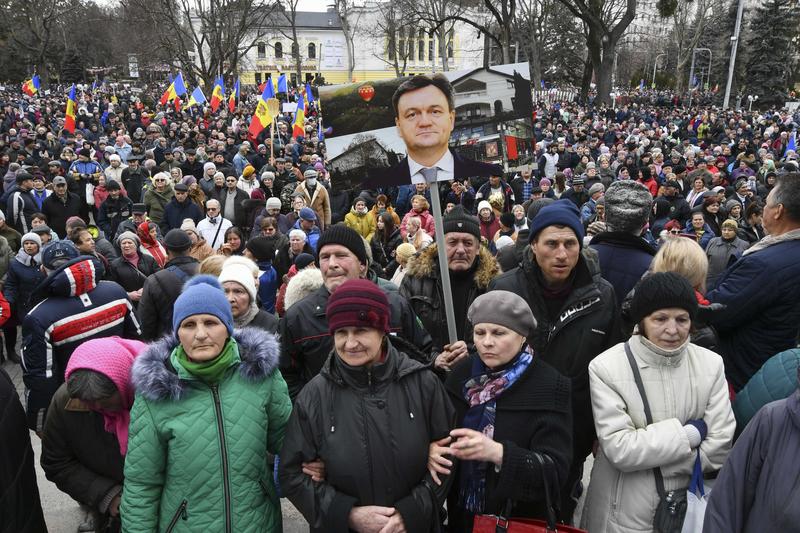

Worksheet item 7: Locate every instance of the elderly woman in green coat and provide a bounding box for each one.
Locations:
[121,276,291,532]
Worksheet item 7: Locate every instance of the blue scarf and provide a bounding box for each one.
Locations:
[459,347,534,513]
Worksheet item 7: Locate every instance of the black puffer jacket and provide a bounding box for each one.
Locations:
[0,368,47,533]
[445,355,572,531]
[137,255,199,341]
[399,244,499,352]
[41,384,123,522]
[108,254,160,294]
[489,248,622,508]
[370,228,403,269]
[279,338,455,533]
[279,284,434,401]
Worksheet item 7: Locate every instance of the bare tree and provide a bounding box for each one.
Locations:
[514,0,559,88]
[659,0,718,92]
[410,0,466,71]
[362,0,417,77]
[557,0,637,105]
[332,0,363,81]
[126,0,277,88]
[1,0,73,84]
[274,0,304,86]
[432,0,518,66]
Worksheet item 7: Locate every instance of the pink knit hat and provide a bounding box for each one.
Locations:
[65,337,146,455]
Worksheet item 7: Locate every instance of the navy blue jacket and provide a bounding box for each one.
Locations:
[707,238,800,390]
[5,252,46,318]
[589,231,657,307]
[160,196,204,233]
[21,256,141,431]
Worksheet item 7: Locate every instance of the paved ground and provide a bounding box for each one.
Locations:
[5,354,589,532]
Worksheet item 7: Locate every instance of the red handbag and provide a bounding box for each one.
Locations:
[472,453,588,533]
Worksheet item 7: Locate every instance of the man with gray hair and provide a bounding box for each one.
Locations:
[589,180,656,306]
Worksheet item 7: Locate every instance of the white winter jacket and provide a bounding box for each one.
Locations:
[581,334,735,533]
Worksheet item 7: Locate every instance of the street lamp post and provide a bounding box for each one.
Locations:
[723,0,746,109]
[748,94,759,111]
[652,53,666,88]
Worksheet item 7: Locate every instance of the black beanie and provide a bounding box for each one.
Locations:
[630,272,698,323]
[442,205,481,240]
[499,212,516,228]
[316,224,368,265]
[245,237,276,263]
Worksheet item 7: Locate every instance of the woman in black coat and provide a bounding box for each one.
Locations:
[370,211,403,273]
[279,279,454,533]
[430,290,572,531]
[108,232,160,307]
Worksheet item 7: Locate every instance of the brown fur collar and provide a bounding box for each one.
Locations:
[404,243,499,289]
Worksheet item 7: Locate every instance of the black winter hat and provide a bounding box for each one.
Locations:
[499,212,516,228]
[245,237,276,263]
[630,272,698,324]
[316,224,367,265]
[163,228,193,252]
[442,205,480,240]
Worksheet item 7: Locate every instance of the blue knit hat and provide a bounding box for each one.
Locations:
[172,275,234,337]
[528,199,585,246]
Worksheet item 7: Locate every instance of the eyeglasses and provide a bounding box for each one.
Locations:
[154,179,166,183]
[669,230,681,234]
[207,207,219,212]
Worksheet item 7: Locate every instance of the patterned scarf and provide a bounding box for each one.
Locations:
[459,346,534,513]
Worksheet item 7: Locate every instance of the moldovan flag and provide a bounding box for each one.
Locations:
[210,76,225,112]
[228,78,240,112]
[64,84,77,134]
[264,76,275,99]
[248,83,274,140]
[22,75,41,96]
[304,82,314,104]
[184,86,207,109]
[277,73,288,93]
[292,93,305,139]
[160,72,187,105]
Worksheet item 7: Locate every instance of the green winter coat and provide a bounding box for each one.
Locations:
[121,327,291,533]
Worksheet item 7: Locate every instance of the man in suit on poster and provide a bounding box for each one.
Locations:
[364,74,501,189]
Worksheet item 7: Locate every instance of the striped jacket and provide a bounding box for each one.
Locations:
[21,256,141,431]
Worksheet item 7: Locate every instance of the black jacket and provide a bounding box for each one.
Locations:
[120,167,149,203]
[279,338,455,533]
[161,197,204,234]
[217,187,250,230]
[279,284,434,401]
[399,244,499,352]
[370,228,403,269]
[246,309,279,334]
[108,254,160,293]
[42,192,81,239]
[137,255,199,341]
[41,384,124,514]
[363,149,503,189]
[0,368,47,533]
[489,250,622,469]
[445,355,572,530]
[589,231,657,307]
[96,196,133,238]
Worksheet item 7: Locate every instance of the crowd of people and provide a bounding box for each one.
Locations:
[1,75,799,533]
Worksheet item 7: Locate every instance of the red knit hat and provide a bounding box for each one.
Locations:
[326,279,391,334]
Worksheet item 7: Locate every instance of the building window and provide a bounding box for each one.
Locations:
[290,73,298,87]
[308,42,316,59]
[292,42,299,59]
[398,39,404,58]
[429,39,435,60]
[274,42,283,59]
[388,40,396,60]
[407,39,414,60]
[255,72,262,85]
[257,42,266,58]
[418,39,425,61]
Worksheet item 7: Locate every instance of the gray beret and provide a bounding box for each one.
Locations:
[468,290,537,338]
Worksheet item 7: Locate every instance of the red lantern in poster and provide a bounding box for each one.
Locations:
[358,85,375,103]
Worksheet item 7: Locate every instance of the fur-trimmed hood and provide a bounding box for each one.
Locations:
[403,243,499,289]
[284,267,324,310]
[132,326,280,402]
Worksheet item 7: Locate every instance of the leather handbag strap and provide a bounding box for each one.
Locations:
[623,342,667,498]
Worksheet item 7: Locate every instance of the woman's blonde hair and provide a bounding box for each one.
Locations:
[411,195,429,211]
[651,238,708,293]
[199,255,226,277]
